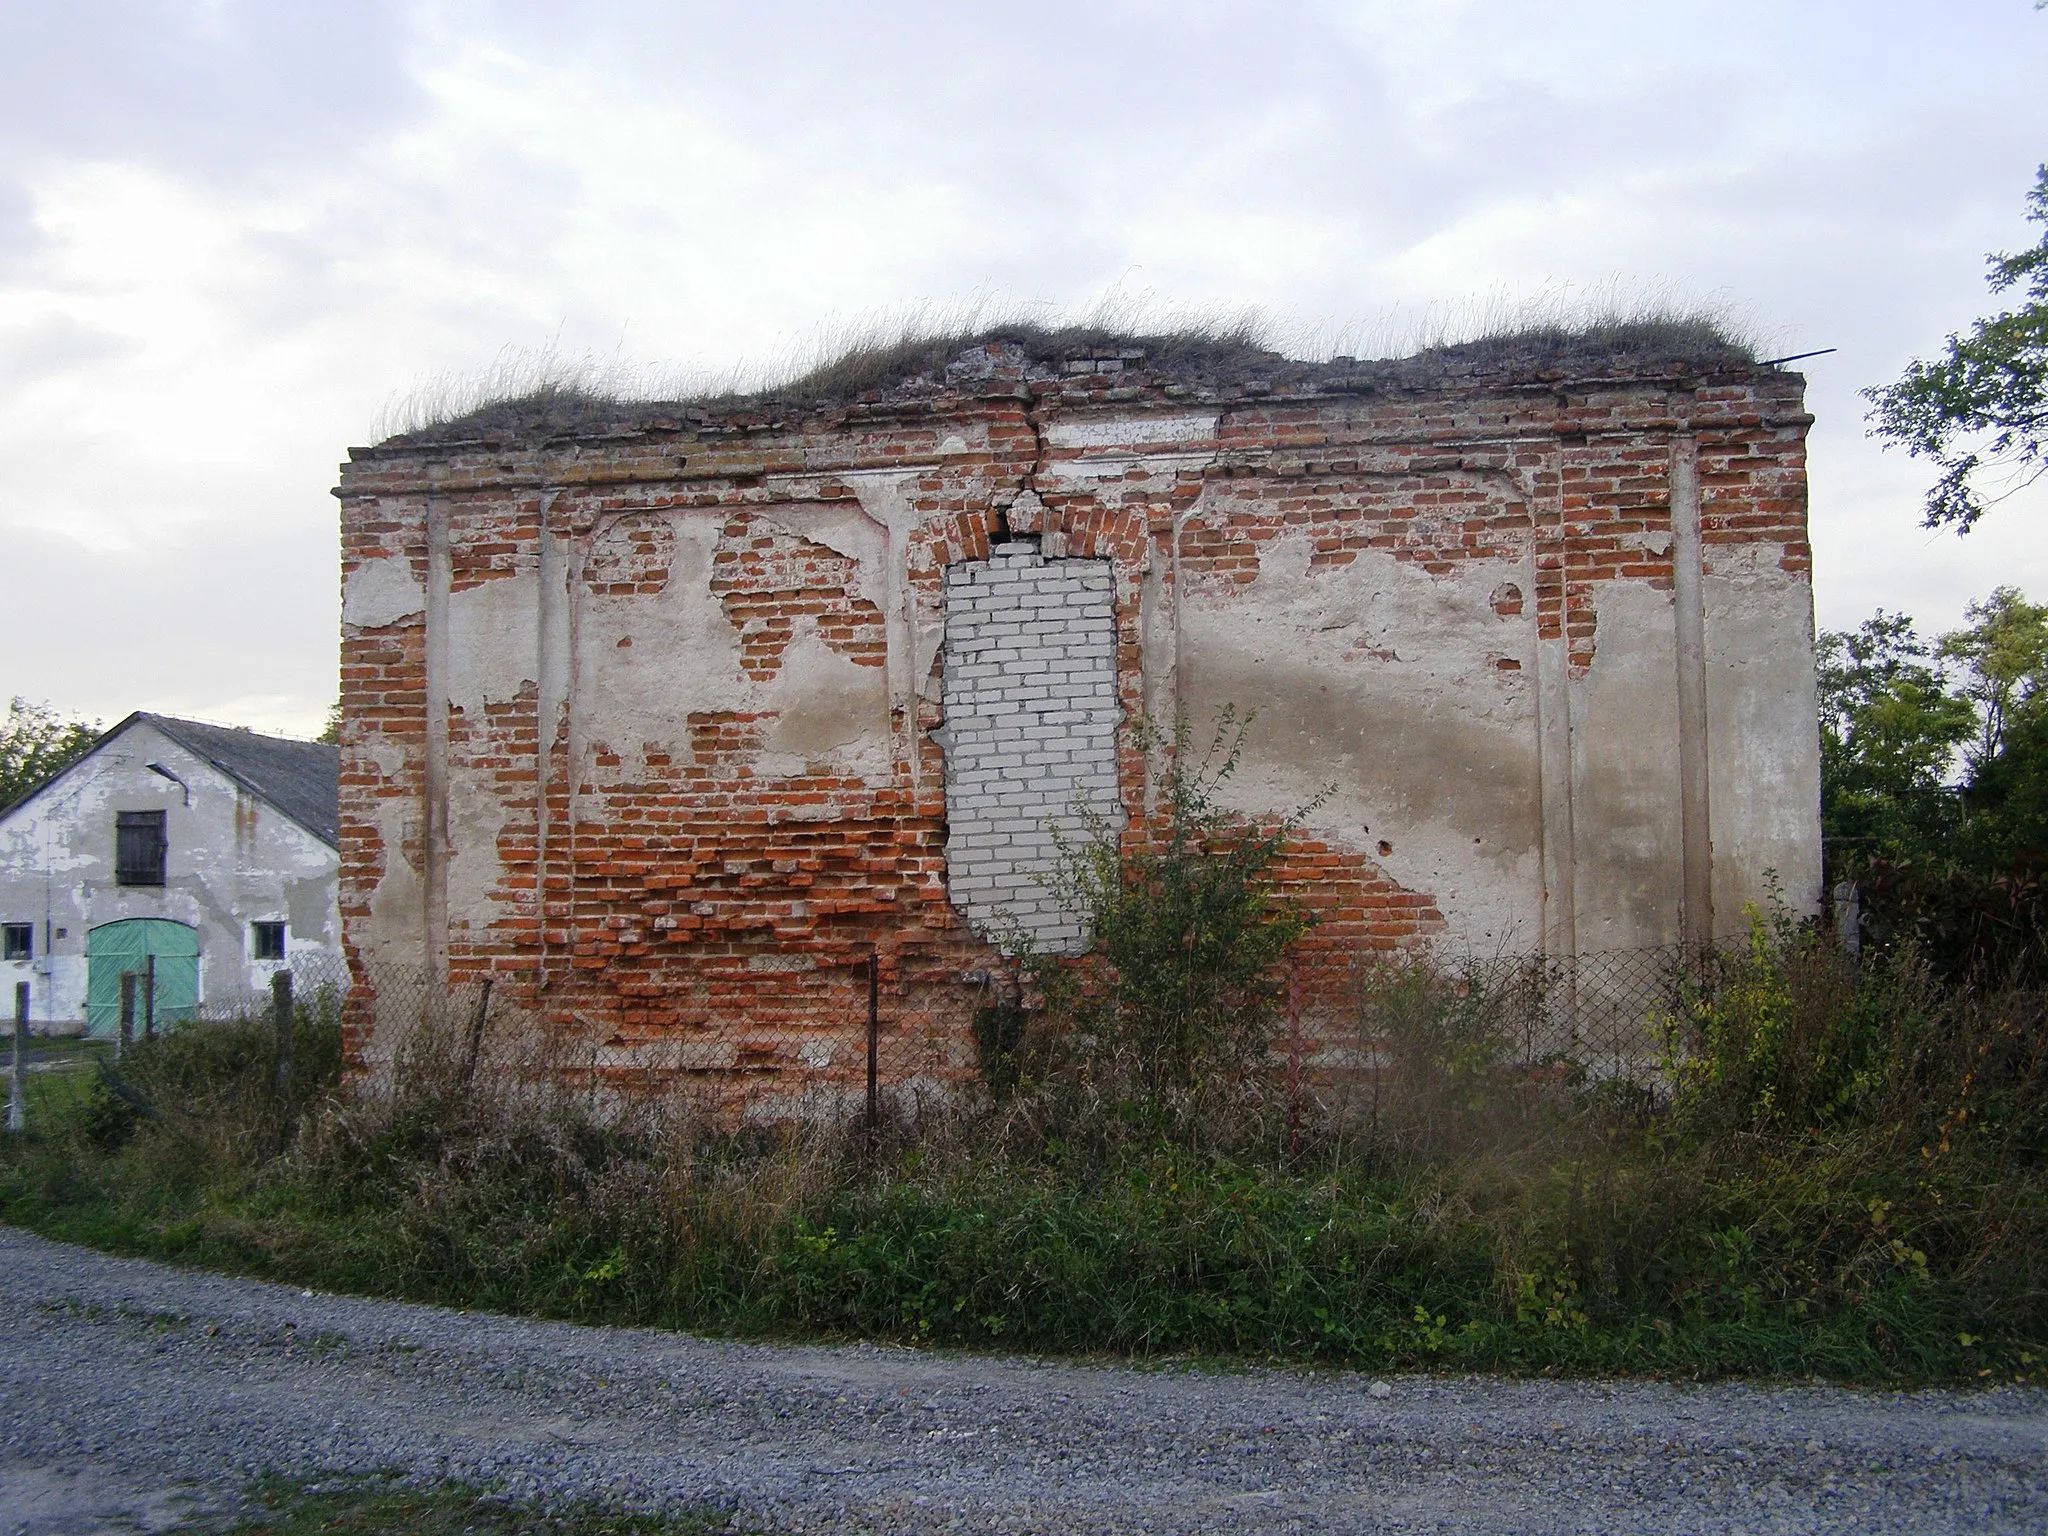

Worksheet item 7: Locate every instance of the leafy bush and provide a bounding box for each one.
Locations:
[1016,710,1312,1144]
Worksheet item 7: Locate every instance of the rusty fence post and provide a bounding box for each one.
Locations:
[118,972,135,1058]
[1286,955,1303,1165]
[271,970,294,1106]
[866,953,880,1135]
[143,954,156,1042]
[7,980,25,1133]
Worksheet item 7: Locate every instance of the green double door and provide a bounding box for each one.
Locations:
[85,919,199,1035]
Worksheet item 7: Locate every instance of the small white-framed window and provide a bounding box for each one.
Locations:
[2,924,29,962]
[251,921,287,961]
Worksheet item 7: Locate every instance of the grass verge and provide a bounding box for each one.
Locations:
[1,924,2044,1388]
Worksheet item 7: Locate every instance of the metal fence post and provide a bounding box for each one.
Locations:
[866,952,880,1134]
[271,970,294,1105]
[7,980,25,1133]
[118,972,135,1057]
[1286,956,1303,1164]
[459,976,492,1090]
[143,954,156,1042]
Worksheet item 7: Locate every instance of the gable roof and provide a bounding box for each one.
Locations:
[134,714,339,848]
[0,713,340,848]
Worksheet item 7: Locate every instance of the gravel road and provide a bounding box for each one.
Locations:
[2,1226,2044,1534]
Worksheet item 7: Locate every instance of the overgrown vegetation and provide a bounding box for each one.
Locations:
[1821,586,2048,976]
[988,711,1315,1142]
[375,293,1757,444]
[3,722,2044,1388]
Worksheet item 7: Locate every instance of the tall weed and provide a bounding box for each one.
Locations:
[3,912,2045,1383]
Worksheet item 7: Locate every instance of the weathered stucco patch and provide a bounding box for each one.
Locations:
[342,556,426,629]
[1179,535,1543,950]
[1704,548,1823,926]
[577,509,889,782]
[367,798,426,969]
[1045,413,1220,450]
[762,626,890,764]
[1571,580,1684,951]
[285,874,333,944]
[448,569,540,717]
[445,775,513,936]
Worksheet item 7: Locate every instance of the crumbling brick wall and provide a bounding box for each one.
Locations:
[333,337,1819,1082]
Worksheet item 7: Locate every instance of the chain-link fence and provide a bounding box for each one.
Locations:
[1278,941,1740,1097]
[335,954,975,1126]
[73,937,1768,1116]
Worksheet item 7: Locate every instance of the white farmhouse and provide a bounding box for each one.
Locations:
[0,713,340,1035]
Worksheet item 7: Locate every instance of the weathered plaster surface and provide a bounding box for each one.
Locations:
[341,553,425,629]
[1179,532,1544,951]
[575,510,890,782]
[1570,580,1685,952]
[1704,549,1824,932]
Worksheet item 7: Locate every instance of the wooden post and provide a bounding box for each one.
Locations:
[7,981,25,1133]
[866,953,880,1134]
[271,970,294,1104]
[119,972,135,1057]
[143,954,157,1041]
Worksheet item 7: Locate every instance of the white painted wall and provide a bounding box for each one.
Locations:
[0,720,340,1033]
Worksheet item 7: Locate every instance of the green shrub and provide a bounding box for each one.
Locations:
[1022,709,1313,1144]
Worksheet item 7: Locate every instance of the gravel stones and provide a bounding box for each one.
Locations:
[1,1227,2044,1534]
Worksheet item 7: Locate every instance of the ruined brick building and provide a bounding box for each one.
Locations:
[333,329,1821,1081]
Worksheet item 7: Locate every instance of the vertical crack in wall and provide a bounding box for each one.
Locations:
[991,382,1054,543]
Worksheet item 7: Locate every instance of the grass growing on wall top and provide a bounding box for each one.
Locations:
[372,290,1761,443]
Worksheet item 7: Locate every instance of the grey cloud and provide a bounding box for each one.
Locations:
[0,517,339,730]
[0,318,139,396]
[0,1,422,174]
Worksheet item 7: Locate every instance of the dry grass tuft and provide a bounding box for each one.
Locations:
[371,287,1761,445]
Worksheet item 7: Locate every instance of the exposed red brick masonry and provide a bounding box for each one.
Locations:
[335,337,1812,1080]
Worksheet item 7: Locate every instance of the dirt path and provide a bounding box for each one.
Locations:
[1,1226,2043,1534]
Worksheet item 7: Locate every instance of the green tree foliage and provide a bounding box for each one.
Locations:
[1939,586,2048,771]
[1866,166,2048,532]
[0,698,100,811]
[1032,710,1314,1126]
[1817,613,1973,865]
[1822,592,2048,873]
[1824,591,2048,973]
[1948,588,2048,866]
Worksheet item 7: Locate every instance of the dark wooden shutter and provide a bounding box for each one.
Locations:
[115,810,167,886]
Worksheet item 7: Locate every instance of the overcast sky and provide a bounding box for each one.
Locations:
[2,0,2045,737]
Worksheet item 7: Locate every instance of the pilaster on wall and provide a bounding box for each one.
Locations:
[1669,435,1714,949]
[422,467,451,1001]
[1531,450,1579,961]
[534,487,568,987]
